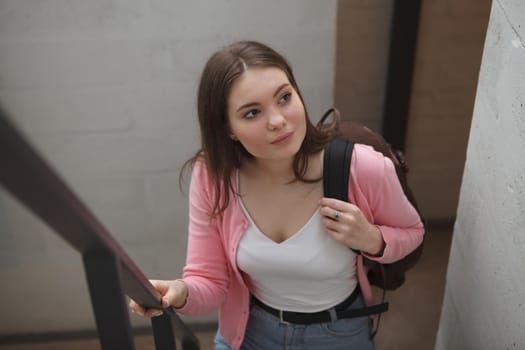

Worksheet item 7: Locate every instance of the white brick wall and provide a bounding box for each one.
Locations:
[0,0,337,333]
[436,1,525,348]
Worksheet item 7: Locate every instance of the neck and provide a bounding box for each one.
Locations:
[245,157,297,185]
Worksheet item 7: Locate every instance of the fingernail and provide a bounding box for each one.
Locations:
[153,311,163,317]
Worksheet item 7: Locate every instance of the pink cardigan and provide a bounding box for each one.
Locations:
[177,144,424,350]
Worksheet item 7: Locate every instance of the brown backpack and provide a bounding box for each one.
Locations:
[318,108,424,290]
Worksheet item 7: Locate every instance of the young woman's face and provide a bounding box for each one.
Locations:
[227,66,306,163]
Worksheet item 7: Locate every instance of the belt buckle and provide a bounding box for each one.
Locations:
[279,310,291,325]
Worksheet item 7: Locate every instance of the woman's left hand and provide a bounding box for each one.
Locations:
[319,197,385,256]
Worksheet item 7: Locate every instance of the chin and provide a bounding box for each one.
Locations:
[282,139,303,159]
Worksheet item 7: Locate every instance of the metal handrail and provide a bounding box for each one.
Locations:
[0,105,200,350]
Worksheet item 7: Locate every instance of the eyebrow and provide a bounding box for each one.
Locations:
[235,83,290,112]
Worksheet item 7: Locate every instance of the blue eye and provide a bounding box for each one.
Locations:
[244,109,259,119]
[279,93,292,104]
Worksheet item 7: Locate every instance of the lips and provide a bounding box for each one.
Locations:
[271,131,294,144]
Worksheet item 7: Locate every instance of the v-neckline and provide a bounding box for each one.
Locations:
[236,169,320,245]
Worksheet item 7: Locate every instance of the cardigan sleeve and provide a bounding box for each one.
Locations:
[176,160,230,316]
[351,144,424,263]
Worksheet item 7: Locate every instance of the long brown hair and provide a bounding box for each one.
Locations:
[182,40,334,217]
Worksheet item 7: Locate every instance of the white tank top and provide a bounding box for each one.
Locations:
[237,195,358,313]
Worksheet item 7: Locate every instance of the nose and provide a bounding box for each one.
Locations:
[268,109,286,130]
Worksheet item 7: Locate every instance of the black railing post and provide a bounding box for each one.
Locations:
[83,252,135,350]
[152,312,178,350]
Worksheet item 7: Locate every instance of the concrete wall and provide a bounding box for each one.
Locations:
[436,0,525,348]
[335,0,491,223]
[334,0,393,133]
[0,1,337,333]
[406,0,492,222]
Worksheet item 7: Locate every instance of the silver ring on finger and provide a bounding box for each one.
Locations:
[334,211,340,221]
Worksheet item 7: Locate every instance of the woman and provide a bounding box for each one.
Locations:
[130,40,424,350]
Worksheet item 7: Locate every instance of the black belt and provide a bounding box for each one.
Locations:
[252,287,388,325]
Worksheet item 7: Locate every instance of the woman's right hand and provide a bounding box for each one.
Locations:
[129,279,188,318]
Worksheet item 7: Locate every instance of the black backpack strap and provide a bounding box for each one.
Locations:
[337,302,389,320]
[323,138,359,255]
[323,138,389,338]
[323,137,354,202]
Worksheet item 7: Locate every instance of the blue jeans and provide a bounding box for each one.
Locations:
[214,294,375,350]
